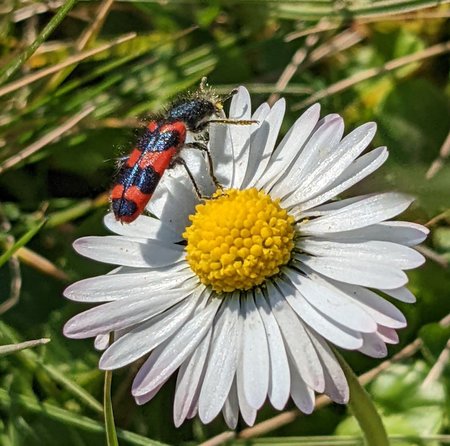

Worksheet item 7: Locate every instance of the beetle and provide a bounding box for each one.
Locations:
[111,78,254,223]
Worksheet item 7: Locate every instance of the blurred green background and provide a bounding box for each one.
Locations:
[0,1,449,445]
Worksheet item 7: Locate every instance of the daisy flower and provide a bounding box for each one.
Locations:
[63,87,428,428]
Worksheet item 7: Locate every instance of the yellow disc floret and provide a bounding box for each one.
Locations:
[183,188,295,293]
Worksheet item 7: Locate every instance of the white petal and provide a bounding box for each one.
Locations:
[358,332,388,358]
[103,213,180,242]
[134,381,165,405]
[283,123,376,206]
[210,87,252,189]
[254,288,291,410]
[377,326,399,344]
[147,169,198,234]
[180,148,215,196]
[380,286,416,303]
[227,87,254,189]
[255,104,321,190]
[298,195,372,218]
[64,285,197,339]
[209,122,232,188]
[283,268,377,333]
[375,221,429,246]
[296,147,388,211]
[94,334,110,351]
[266,281,325,392]
[251,101,271,123]
[199,296,240,424]
[333,282,406,329]
[222,379,239,429]
[241,294,270,409]
[236,348,258,426]
[298,239,425,270]
[303,220,428,247]
[299,193,414,234]
[306,328,349,404]
[243,99,286,188]
[73,236,184,268]
[298,266,407,329]
[276,275,363,349]
[64,266,194,302]
[99,289,204,369]
[297,253,408,289]
[271,116,344,199]
[174,328,212,427]
[132,297,220,396]
[288,354,315,414]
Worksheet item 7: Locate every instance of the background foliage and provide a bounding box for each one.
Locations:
[0,1,449,445]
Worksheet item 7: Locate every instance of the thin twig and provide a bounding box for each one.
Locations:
[78,0,115,50]
[0,33,136,98]
[268,32,320,106]
[285,11,450,42]
[304,30,363,68]
[10,1,64,22]
[416,245,448,269]
[0,255,22,315]
[293,41,450,110]
[0,105,95,174]
[425,209,450,228]
[17,247,70,282]
[422,339,450,388]
[43,0,115,93]
[0,338,50,355]
[0,210,22,316]
[285,20,337,42]
[269,25,363,107]
[425,130,450,179]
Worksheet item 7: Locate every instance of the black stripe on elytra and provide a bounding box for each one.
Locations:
[116,164,160,194]
[112,198,137,218]
[137,166,160,194]
[138,127,182,153]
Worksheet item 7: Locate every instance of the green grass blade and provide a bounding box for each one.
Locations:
[0,322,103,414]
[0,219,47,268]
[0,0,78,84]
[0,389,166,446]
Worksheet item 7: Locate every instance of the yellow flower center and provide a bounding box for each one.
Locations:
[183,188,295,293]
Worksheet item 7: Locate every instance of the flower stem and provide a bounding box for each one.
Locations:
[334,348,390,446]
[104,369,119,446]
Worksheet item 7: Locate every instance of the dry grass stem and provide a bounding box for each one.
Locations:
[0,105,95,174]
[422,339,450,388]
[425,130,450,179]
[17,247,70,282]
[268,33,319,106]
[293,41,450,110]
[0,33,136,98]
[416,245,448,268]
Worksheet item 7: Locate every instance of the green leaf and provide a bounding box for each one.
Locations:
[0,389,165,446]
[336,361,447,443]
[376,79,450,164]
[419,323,450,360]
